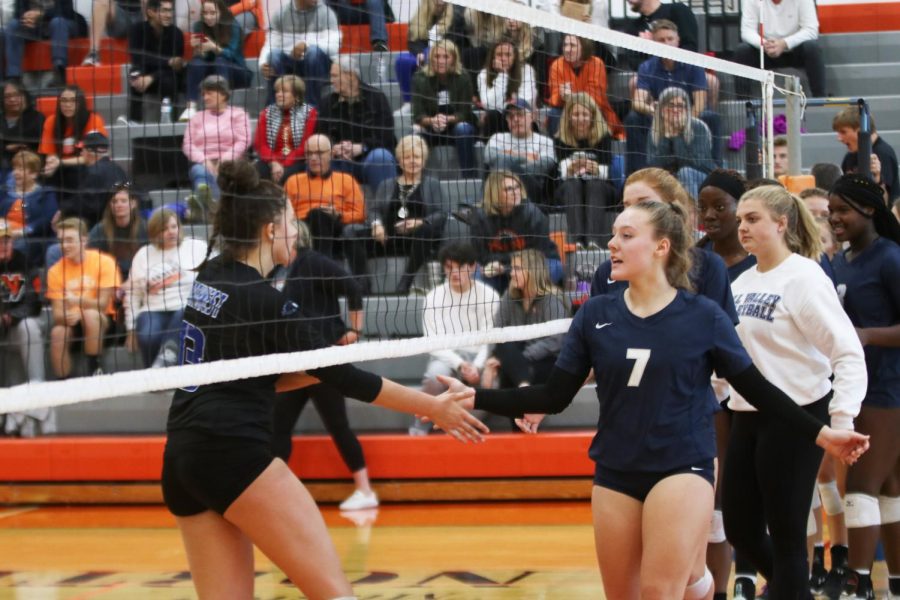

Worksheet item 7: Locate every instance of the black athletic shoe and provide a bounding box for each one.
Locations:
[821,566,848,599]
[734,577,756,600]
[811,557,828,593]
[839,571,875,599]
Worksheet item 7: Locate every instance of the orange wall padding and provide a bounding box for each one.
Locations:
[0,432,594,482]
[819,2,900,33]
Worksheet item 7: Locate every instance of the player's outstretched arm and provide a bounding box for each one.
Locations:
[375,379,488,443]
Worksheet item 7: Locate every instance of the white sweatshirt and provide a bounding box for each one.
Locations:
[124,239,209,332]
[422,280,500,371]
[477,65,538,112]
[728,254,866,430]
[740,0,819,51]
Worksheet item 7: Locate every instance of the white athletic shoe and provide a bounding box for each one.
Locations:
[178,106,197,122]
[339,490,379,511]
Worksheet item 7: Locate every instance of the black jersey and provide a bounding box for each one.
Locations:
[832,237,900,408]
[557,289,752,472]
[168,256,329,440]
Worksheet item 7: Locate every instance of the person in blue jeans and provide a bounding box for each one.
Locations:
[5,0,87,86]
[258,0,340,107]
[325,0,388,51]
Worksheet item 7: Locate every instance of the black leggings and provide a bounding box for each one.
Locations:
[722,395,828,600]
[271,383,366,473]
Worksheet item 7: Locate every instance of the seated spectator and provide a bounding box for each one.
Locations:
[646,86,716,199]
[47,217,121,378]
[0,219,45,388]
[325,0,388,52]
[624,19,721,174]
[484,99,556,205]
[181,0,251,121]
[271,219,377,511]
[533,0,614,65]
[811,162,842,191]
[799,186,830,220]
[124,207,206,368]
[258,0,340,107]
[463,9,543,84]
[546,35,623,138]
[0,81,44,175]
[482,248,567,391]
[411,240,500,435]
[476,40,537,138]
[182,75,251,214]
[284,134,365,259]
[411,39,477,178]
[82,0,142,66]
[396,0,469,104]
[553,93,617,248]
[833,106,899,203]
[470,170,562,292]
[87,184,149,280]
[225,0,262,34]
[73,132,127,226]
[38,86,108,224]
[345,134,445,294]
[254,75,318,184]
[0,150,56,266]
[4,0,87,86]
[618,0,699,70]
[731,0,825,97]
[126,0,185,124]
[317,55,397,193]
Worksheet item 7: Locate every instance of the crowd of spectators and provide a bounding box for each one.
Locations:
[0,0,898,410]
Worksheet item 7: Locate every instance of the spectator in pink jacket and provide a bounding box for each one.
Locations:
[181,75,251,215]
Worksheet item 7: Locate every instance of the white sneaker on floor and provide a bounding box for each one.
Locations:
[116,115,141,127]
[82,51,100,66]
[339,490,379,511]
[178,106,197,122]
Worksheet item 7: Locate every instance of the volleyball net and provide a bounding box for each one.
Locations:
[0,0,781,421]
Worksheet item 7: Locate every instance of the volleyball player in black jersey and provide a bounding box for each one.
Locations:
[439,200,869,599]
[161,160,487,600]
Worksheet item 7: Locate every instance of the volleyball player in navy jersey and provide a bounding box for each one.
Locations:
[440,200,869,599]
[723,185,867,600]
[828,174,900,599]
[162,160,487,600]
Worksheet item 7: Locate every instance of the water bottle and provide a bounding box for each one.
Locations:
[160,97,172,124]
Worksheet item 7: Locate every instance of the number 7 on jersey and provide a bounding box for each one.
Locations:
[626,348,652,387]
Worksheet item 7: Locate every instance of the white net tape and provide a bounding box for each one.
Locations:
[0,319,571,413]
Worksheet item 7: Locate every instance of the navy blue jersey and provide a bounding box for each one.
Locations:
[591,246,738,324]
[832,237,900,408]
[557,289,752,472]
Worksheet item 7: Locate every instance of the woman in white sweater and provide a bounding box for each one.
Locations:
[477,40,537,138]
[125,208,208,367]
[722,185,867,599]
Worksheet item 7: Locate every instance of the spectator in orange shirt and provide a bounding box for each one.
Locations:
[283,134,364,259]
[46,217,121,378]
[546,35,623,139]
[37,86,108,225]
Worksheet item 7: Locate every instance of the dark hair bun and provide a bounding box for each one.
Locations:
[217,160,260,196]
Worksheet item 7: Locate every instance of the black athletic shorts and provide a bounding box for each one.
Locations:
[593,459,716,502]
[162,431,274,517]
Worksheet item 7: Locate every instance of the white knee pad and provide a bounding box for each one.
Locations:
[807,507,818,536]
[708,509,726,544]
[818,480,844,516]
[879,496,900,525]
[684,567,713,600]
[845,493,881,529]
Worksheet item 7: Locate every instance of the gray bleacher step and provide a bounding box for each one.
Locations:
[53,384,600,434]
[819,31,900,66]
[826,62,900,97]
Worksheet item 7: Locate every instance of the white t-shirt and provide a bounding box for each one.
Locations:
[423,280,500,370]
[727,253,866,430]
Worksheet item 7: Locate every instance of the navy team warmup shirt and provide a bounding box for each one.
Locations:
[557,289,752,472]
[832,237,900,408]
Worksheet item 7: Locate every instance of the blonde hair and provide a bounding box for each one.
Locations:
[57,217,88,238]
[409,0,454,42]
[625,167,697,226]
[509,248,561,301]
[395,134,429,165]
[629,201,694,291]
[557,93,609,147]
[295,218,312,249]
[424,39,463,76]
[11,150,41,174]
[465,8,534,58]
[738,185,823,260]
[482,170,524,215]
[147,207,182,248]
[651,87,699,146]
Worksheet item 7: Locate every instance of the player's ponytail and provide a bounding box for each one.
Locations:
[739,185,823,260]
[634,200,694,291]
